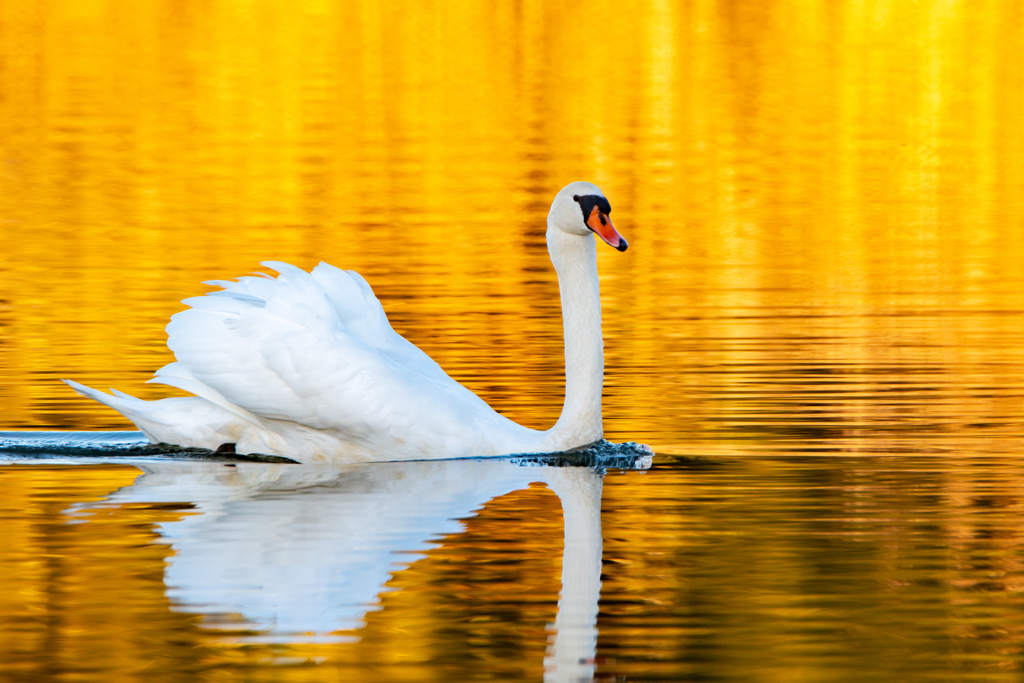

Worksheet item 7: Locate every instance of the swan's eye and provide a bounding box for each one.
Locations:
[576,194,611,224]
[573,195,581,202]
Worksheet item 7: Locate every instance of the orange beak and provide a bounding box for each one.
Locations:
[586,206,628,251]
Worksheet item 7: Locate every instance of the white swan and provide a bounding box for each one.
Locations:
[63,181,627,462]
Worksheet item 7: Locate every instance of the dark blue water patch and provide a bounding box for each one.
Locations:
[0,431,655,470]
[0,431,299,463]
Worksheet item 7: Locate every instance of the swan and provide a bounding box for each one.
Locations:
[63,181,628,463]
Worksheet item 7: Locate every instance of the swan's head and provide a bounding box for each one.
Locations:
[548,181,628,252]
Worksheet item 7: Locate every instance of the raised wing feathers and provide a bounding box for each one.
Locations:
[156,262,497,446]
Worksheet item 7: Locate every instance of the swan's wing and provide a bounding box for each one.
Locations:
[154,261,498,444]
[309,262,455,384]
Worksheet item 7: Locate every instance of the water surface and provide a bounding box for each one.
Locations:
[2,0,1024,681]
[6,452,1024,682]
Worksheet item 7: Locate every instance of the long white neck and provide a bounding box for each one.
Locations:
[543,468,604,683]
[544,226,605,450]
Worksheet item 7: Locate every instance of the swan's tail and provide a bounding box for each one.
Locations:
[62,379,261,452]
[62,379,200,446]
[61,380,157,432]
[63,379,147,414]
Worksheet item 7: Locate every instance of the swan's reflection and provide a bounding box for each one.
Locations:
[80,458,607,682]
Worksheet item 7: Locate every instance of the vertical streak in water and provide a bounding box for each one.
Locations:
[544,468,604,683]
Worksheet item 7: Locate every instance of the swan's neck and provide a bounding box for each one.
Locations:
[545,226,604,450]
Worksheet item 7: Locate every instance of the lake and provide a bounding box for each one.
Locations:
[2,0,1024,681]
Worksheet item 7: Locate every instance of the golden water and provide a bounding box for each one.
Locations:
[2,0,1024,681]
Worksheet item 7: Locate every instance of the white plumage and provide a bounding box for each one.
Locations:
[65,182,628,462]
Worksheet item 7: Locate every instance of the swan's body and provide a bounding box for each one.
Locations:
[65,182,627,463]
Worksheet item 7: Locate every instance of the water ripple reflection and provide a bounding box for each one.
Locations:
[63,458,606,682]
[4,455,1024,680]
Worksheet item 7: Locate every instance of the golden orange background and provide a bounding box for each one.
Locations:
[2,0,1022,454]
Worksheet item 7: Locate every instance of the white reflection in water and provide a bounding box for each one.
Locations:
[75,459,604,682]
